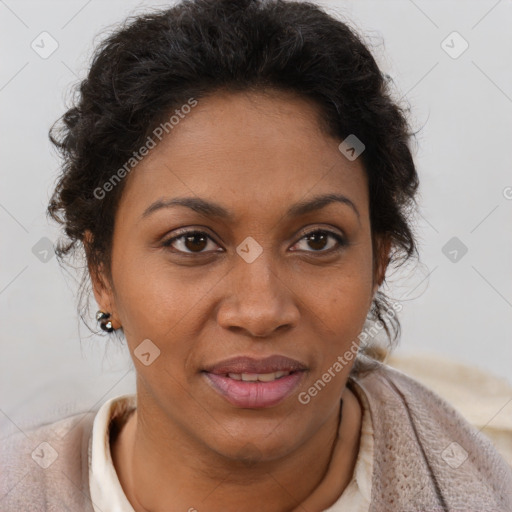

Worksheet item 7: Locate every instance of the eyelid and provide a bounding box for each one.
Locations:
[162,225,346,255]
[290,227,346,253]
[161,227,222,251]
[295,225,345,242]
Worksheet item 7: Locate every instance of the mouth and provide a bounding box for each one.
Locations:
[224,370,296,381]
[202,355,307,409]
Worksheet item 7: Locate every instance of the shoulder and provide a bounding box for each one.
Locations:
[351,357,512,511]
[0,410,97,512]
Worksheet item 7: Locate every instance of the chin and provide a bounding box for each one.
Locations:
[205,424,300,464]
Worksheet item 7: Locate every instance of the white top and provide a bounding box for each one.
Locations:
[88,388,373,512]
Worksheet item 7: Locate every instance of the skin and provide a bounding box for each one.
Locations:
[88,89,390,512]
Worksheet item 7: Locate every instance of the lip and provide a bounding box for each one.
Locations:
[202,355,308,375]
[203,370,305,408]
[202,355,308,409]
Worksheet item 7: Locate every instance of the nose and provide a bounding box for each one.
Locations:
[216,251,300,339]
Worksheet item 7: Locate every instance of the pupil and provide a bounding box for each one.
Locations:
[307,232,327,251]
[185,234,207,252]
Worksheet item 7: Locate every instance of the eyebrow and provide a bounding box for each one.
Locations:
[140,193,360,222]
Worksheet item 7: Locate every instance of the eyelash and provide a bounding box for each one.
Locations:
[161,228,347,256]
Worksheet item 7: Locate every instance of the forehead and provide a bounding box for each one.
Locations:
[116,90,369,222]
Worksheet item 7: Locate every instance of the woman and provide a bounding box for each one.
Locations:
[2,0,511,510]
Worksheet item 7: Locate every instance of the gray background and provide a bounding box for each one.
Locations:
[1,0,511,436]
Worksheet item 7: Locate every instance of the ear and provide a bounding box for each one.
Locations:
[372,234,392,296]
[84,229,120,329]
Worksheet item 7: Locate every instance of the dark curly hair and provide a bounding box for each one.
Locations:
[47,0,419,370]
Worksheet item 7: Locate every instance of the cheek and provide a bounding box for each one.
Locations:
[323,272,373,335]
[112,256,204,403]
[112,242,206,331]
[299,251,374,391]
[309,246,374,333]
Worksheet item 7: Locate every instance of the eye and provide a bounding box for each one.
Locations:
[162,228,346,256]
[162,230,221,255]
[292,229,346,253]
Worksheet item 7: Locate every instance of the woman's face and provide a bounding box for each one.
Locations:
[92,89,387,462]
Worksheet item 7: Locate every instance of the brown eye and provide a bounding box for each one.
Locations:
[162,230,220,254]
[162,228,346,256]
[292,229,346,253]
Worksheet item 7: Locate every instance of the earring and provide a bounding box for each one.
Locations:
[96,310,114,332]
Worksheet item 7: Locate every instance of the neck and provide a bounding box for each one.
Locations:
[112,386,362,512]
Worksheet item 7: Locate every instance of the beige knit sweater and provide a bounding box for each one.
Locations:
[2,359,511,511]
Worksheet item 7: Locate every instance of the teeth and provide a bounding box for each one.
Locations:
[227,371,292,382]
